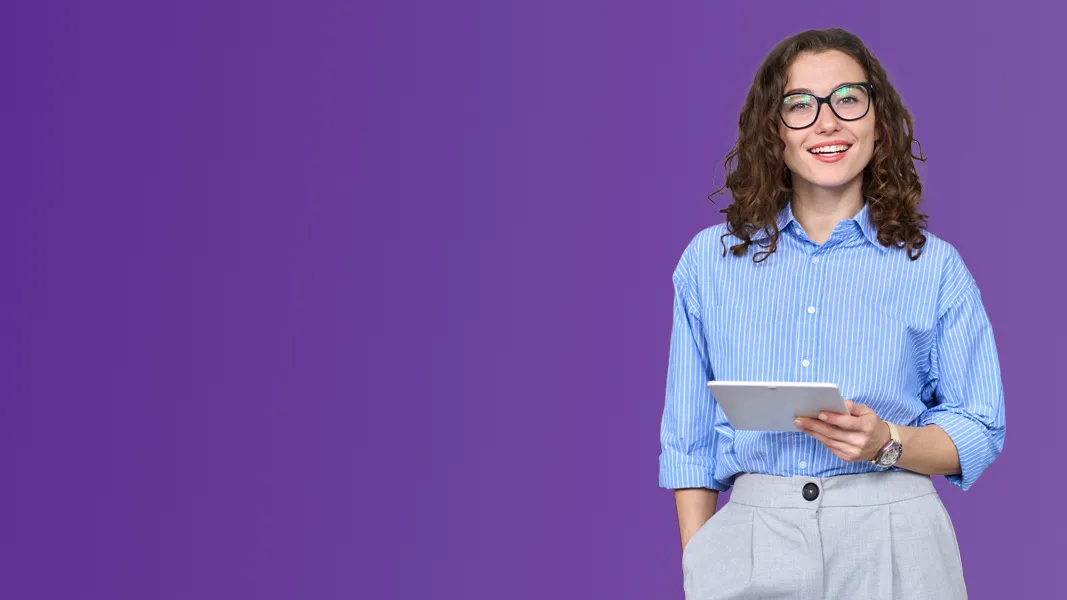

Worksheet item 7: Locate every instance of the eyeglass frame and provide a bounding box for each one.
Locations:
[778,82,875,130]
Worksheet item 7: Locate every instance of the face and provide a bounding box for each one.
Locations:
[778,50,878,194]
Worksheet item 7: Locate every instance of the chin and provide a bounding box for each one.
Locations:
[810,175,859,189]
[796,164,864,191]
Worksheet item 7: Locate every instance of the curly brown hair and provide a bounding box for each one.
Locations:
[711,28,928,262]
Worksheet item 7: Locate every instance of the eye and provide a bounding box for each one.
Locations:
[833,85,866,106]
[783,94,814,111]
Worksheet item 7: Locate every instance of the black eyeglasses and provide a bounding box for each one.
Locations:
[779,82,874,130]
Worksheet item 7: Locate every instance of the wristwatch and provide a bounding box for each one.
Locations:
[870,421,902,468]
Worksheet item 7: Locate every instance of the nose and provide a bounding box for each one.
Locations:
[813,102,842,134]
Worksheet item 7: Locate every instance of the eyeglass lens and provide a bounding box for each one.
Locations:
[780,84,870,128]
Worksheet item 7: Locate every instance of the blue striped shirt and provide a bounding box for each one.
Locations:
[658,200,1005,492]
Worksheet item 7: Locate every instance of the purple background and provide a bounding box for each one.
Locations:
[5,1,1063,598]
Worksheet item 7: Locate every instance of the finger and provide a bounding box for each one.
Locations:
[818,410,863,430]
[800,418,857,443]
[849,402,874,417]
[794,416,823,433]
[806,429,854,456]
[807,430,864,462]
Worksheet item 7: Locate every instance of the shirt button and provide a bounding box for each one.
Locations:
[812,257,820,264]
[807,306,816,314]
[802,359,810,367]
[799,461,807,469]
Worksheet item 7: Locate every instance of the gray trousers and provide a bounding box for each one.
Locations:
[682,471,966,599]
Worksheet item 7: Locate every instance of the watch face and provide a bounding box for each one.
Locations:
[877,443,902,467]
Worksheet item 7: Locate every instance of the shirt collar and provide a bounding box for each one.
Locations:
[749,202,797,242]
[748,200,886,252]
[850,201,886,252]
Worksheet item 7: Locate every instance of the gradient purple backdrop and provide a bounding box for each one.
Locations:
[4,1,1064,598]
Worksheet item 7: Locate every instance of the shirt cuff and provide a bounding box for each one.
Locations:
[918,410,995,491]
[658,451,730,491]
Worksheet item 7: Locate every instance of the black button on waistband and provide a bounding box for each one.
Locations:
[802,482,820,501]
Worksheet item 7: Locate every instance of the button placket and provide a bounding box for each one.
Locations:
[798,252,823,380]
[801,251,828,474]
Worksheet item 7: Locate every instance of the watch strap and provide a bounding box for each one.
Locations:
[886,421,901,445]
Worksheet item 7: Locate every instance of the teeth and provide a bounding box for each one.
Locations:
[810,144,850,154]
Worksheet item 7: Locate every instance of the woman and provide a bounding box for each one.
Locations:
[658,28,1005,599]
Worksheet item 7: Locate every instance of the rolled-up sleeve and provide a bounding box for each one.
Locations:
[658,244,729,491]
[918,282,1006,491]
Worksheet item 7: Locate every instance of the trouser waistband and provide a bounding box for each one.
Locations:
[729,470,936,510]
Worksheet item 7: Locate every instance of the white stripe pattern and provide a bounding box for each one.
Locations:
[659,201,1005,492]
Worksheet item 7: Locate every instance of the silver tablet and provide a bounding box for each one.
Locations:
[706,381,850,432]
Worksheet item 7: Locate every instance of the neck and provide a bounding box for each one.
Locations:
[790,177,865,245]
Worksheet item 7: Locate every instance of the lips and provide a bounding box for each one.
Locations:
[807,142,852,163]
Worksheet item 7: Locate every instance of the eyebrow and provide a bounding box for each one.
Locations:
[784,83,852,95]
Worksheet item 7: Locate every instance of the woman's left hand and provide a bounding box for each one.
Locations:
[794,400,891,463]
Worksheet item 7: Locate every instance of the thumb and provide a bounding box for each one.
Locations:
[849,401,872,416]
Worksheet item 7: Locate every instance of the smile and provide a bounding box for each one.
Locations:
[808,144,851,163]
